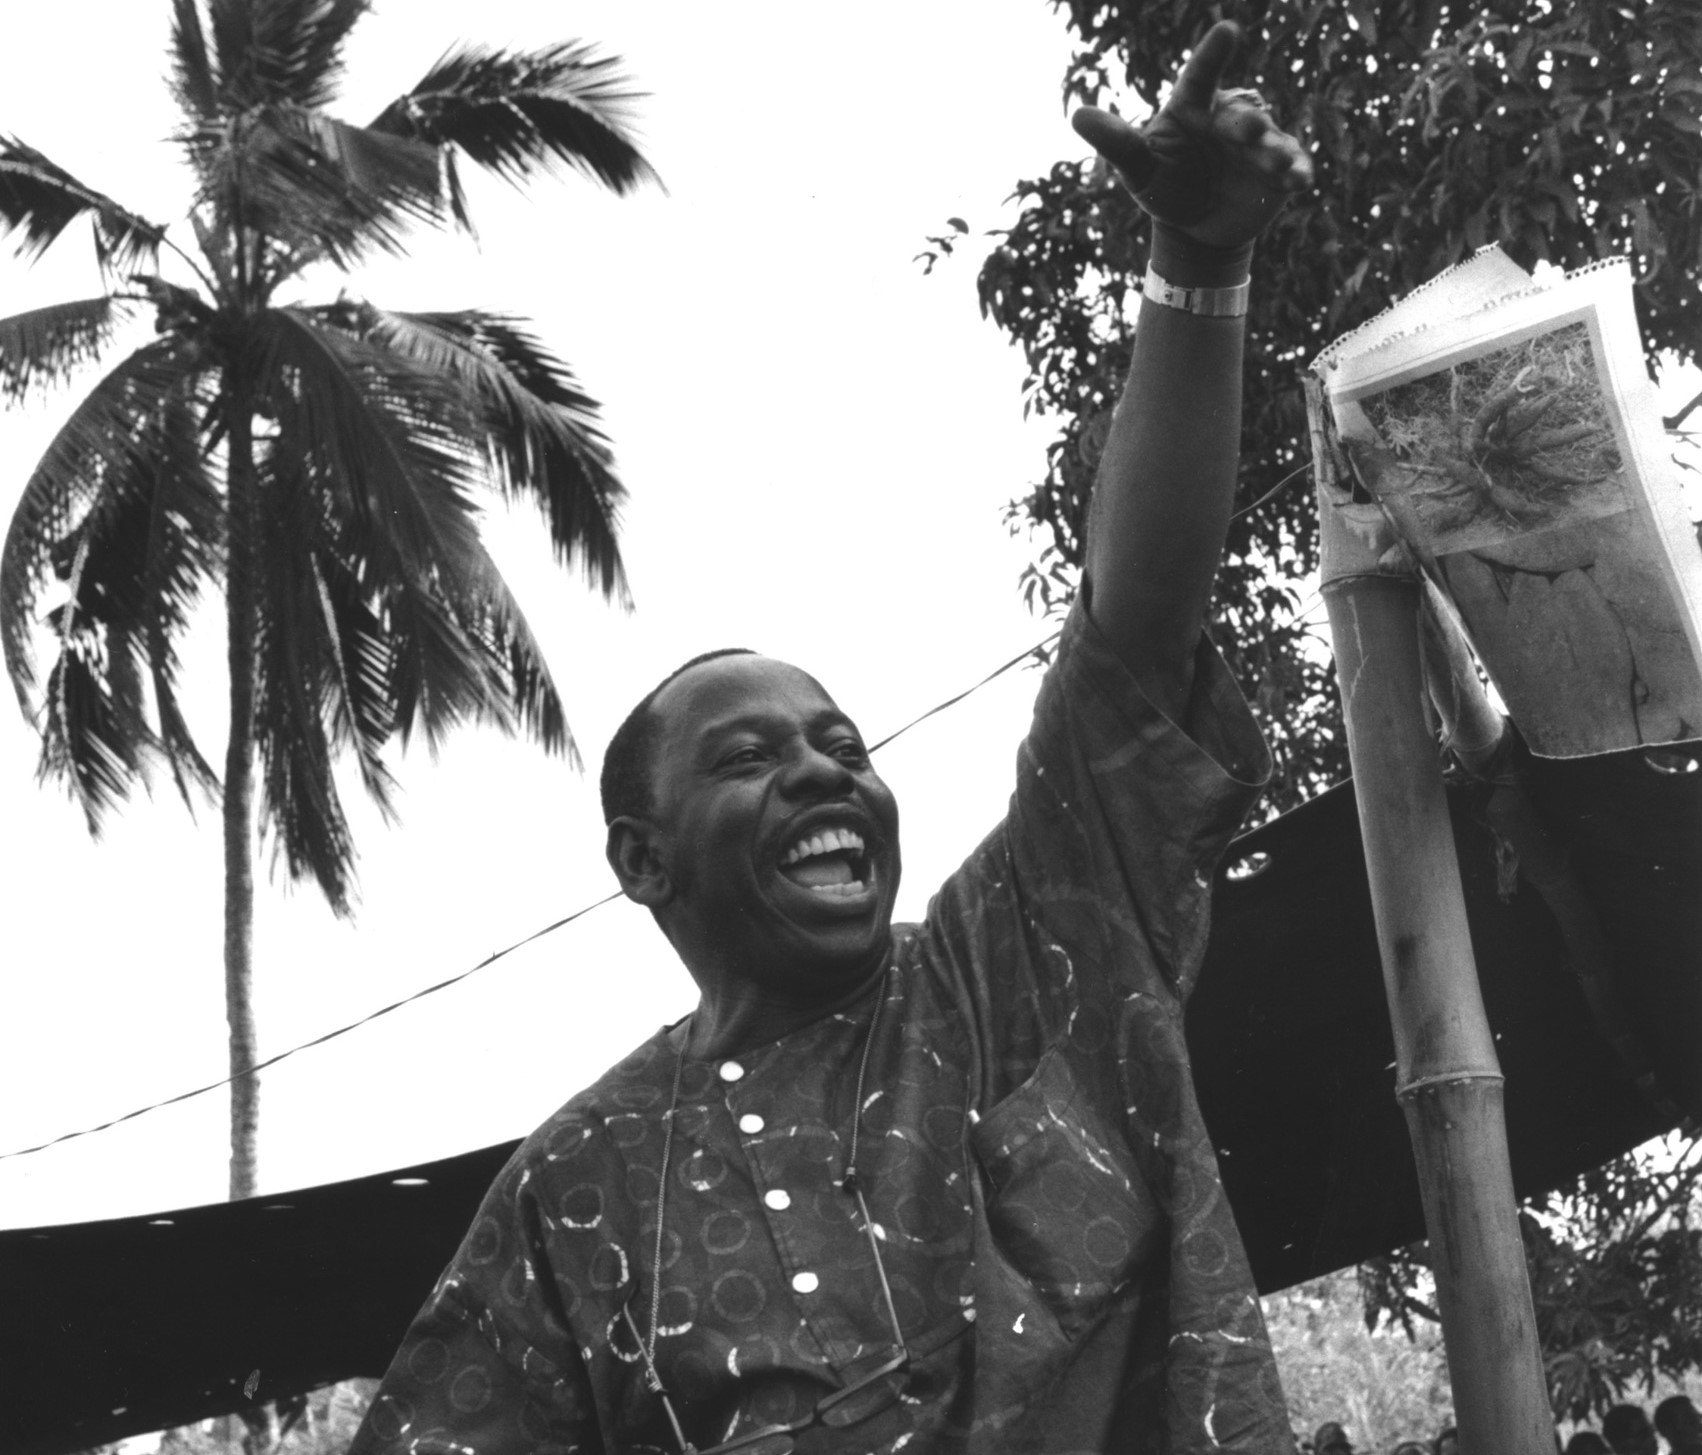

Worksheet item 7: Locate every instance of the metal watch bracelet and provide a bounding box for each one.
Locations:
[1142,265,1250,318]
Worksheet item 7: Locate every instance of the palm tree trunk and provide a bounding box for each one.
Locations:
[224,393,261,1202]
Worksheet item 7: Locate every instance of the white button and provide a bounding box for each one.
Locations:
[791,1271,819,1294]
[764,1189,791,1211]
[739,1114,765,1135]
[719,1060,745,1083]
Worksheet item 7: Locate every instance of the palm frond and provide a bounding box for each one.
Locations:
[203,108,442,269]
[255,677,358,913]
[169,0,219,120]
[0,138,165,272]
[139,394,222,806]
[252,434,384,913]
[31,388,220,828]
[336,303,629,602]
[36,624,151,831]
[309,549,397,799]
[205,0,369,112]
[448,536,576,764]
[2,339,205,712]
[369,41,659,200]
[0,297,136,404]
[261,417,396,807]
[258,307,514,754]
[258,307,485,574]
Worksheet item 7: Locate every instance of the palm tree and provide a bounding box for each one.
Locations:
[0,0,656,1200]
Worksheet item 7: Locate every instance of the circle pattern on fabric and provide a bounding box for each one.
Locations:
[1083,1215,1134,1270]
[751,1378,806,1425]
[465,1217,503,1267]
[931,1258,973,1304]
[712,1269,767,1322]
[625,1165,660,1206]
[587,1241,630,1291]
[702,1209,752,1257]
[607,1113,648,1149]
[499,1256,535,1309]
[681,1148,728,1193]
[922,1104,964,1152]
[406,1337,450,1385]
[783,1121,840,1165]
[449,1365,493,1413]
[367,1394,412,1440]
[1182,1225,1229,1278]
[519,1398,558,1441]
[656,1284,699,1333]
[542,1119,590,1160]
[893,1192,944,1243]
[559,1183,603,1229]
[1042,1162,1089,1213]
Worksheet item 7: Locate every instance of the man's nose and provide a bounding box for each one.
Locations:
[780,742,854,797]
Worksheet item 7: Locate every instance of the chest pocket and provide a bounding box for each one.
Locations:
[970,1044,1161,1339]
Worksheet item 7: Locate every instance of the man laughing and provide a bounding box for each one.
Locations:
[353,21,1312,1454]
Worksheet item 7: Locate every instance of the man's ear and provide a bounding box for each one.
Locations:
[606,817,673,908]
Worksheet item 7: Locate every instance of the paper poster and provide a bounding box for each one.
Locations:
[1313,250,1702,757]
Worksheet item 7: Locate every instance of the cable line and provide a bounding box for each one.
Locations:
[0,632,1057,1162]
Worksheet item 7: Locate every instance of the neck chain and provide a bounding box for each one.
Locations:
[639,968,903,1396]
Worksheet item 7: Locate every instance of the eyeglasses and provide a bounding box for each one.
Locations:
[623,1171,911,1455]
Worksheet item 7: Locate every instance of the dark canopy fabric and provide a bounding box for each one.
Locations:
[5,747,1698,1455]
[1191,748,1697,1287]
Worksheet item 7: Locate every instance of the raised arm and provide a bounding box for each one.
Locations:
[1073,23,1311,720]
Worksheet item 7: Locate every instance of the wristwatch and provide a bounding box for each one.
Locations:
[1142,266,1251,317]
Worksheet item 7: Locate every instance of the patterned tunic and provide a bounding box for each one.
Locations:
[350,597,1293,1454]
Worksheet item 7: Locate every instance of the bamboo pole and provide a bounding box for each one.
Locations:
[1420,591,1684,1125]
[1307,382,1553,1454]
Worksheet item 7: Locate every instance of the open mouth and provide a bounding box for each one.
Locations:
[777,825,874,899]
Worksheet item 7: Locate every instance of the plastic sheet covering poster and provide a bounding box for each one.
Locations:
[1312,247,1702,757]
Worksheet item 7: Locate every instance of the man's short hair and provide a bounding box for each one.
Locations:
[599,648,757,825]
[1655,1396,1701,1440]
[1602,1404,1653,1451]
[1313,1422,1352,1454]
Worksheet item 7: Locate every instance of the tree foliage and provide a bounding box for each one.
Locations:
[962,0,1702,812]
[1361,1133,1702,1419]
[1264,1269,1453,1450]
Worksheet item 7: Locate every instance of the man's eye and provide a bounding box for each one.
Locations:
[723,745,766,767]
[830,740,868,762]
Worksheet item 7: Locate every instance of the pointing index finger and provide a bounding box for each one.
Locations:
[1171,20,1241,114]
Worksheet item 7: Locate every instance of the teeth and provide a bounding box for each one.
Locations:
[808,880,867,897]
[781,826,865,865]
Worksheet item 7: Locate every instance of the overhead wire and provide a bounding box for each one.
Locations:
[0,894,622,1162]
[0,631,1057,1163]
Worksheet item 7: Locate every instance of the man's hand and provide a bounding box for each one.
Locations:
[1071,21,1311,258]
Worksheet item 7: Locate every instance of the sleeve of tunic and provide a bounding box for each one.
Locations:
[1012,583,1270,995]
[347,1141,606,1455]
[916,585,1291,1454]
[924,584,1271,1092]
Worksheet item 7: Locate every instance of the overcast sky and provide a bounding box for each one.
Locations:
[0,0,1089,1227]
